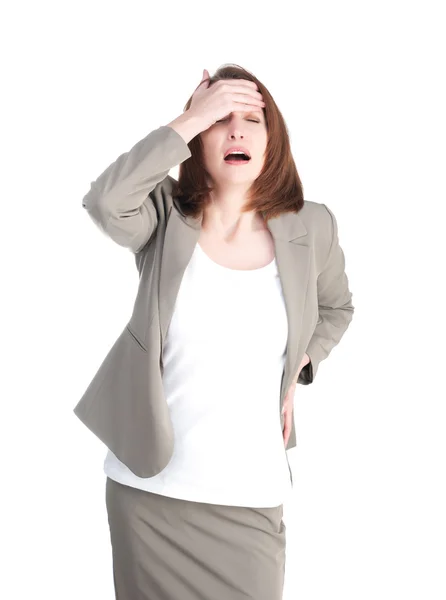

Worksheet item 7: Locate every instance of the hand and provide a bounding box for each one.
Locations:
[188,69,266,133]
[282,353,311,446]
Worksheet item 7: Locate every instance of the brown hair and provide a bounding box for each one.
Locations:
[171,64,305,222]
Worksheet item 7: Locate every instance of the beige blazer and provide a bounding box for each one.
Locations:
[73,125,354,479]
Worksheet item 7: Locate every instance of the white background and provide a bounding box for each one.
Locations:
[2,1,445,598]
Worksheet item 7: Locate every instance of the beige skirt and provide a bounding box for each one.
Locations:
[105,476,287,600]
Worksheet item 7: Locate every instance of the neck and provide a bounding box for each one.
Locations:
[201,188,265,237]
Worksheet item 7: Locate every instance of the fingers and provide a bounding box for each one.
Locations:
[282,403,294,445]
[283,421,290,446]
[216,78,258,90]
[232,92,266,108]
[216,79,262,99]
[223,83,263,100]
[282,409,290,443]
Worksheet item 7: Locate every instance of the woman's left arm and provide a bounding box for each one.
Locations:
[298,204,355,384]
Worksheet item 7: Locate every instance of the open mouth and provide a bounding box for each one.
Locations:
[224,152,251,164]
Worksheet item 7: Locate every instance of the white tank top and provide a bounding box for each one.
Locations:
[104,242,293,507]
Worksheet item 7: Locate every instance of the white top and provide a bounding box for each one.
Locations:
[104,242,294,507]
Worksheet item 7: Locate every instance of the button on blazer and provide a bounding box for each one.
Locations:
[73,125,355,479]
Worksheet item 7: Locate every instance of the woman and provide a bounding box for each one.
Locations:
[74,64,354,599]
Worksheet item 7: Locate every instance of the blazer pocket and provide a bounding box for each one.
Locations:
[125,324,148,352]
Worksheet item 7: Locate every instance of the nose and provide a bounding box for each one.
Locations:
[228,124,245,139]
[225,114,248,139]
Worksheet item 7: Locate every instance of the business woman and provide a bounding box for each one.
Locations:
[74,64,354,600]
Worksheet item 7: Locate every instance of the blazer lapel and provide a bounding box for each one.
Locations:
[159,202,311,400]
[268,217,310,394]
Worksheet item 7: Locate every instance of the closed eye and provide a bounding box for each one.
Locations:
[216,119,260,123]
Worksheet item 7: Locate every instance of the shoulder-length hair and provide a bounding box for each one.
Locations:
[171,64,305,222]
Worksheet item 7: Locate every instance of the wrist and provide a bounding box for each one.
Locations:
[166,111,205,144]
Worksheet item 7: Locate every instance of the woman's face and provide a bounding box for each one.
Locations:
[199,109,268,190]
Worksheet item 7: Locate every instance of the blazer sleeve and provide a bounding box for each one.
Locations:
[298,204,354,384]
[81,125,192,253]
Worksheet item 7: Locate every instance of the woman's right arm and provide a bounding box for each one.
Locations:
[82,72,264,253]
[82,112,204,253]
